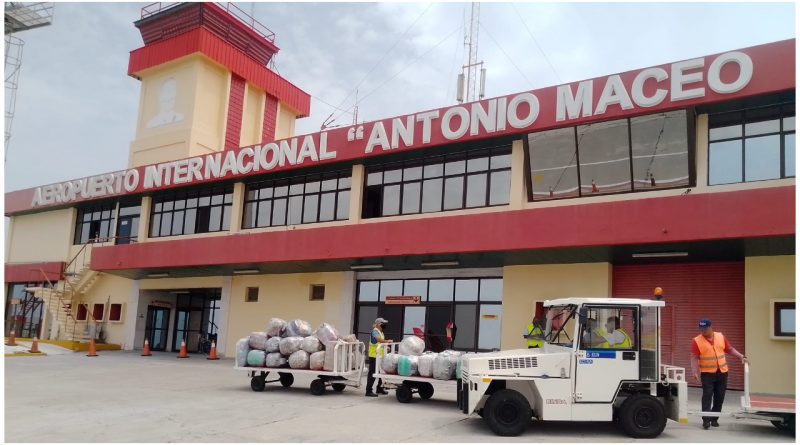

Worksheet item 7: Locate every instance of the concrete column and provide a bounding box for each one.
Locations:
[138,196,152,243]
[229,182,245,234]
[5,215,14,261]
[216,276,233,356]
[348,164,365,223]
[325,271,355,335]
[123,280,140,350]
[509,139,527,210]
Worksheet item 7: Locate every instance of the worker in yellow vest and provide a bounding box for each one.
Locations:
[523,316,544,348]
[602,316,632,349]
[366,317,393,397]
[691,319,747,429]
[584,318,609,349]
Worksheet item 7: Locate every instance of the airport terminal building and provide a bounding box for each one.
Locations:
[4,3,795,394]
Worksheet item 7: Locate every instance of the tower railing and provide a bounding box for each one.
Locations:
[140,2,275,42]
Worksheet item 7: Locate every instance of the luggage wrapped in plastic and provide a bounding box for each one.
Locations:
[235,337,250,367]
[341,333,358,343]
[314,323,339,344]
[284,319,313,337]
[288,350,310,369]
[246,350,266,367]
[301,336,323,354]
[417,352,437,377]
[248,332,268,350]
[398,336,425,356]
[455,352,474,379]
[381,353,399,374]
[265,336,281,353]
[323,340,347,371]
[266,352,288,368]
[433,352,457,380]
[279,336,304,355]
[397,355,419,376]
[265,318,287,337]
[309,351,325,370]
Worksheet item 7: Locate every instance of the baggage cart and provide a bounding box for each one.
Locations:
[372,343,459,403]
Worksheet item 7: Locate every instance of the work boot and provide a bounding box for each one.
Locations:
[365,392,378,397]
[377,388,389,395]
[711,419,720,427]
[702,420,710,430]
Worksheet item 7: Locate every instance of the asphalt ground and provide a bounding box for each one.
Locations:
[4,350,795,443]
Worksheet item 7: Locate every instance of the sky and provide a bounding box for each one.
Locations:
[3,1,796,193]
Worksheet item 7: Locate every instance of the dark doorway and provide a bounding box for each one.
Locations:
[145,306,170,351]
[425,305,451,352]
[171,289,220,353]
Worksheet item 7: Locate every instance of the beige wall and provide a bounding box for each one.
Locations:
[274,102,297,140]
[225,272,351,354]
[77,273,135,346]
[240,83,265,147]
[501,263,612,349]
[6,208,75,263]
[744,255,795,395]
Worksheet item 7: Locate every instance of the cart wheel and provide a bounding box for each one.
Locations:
[332,383,346,392]
[772,414,795,433]
[279,373,294,388]
[250,375,266,392]
[418,383,434,400]
[396,384,413,403]
[310,378,326,396]
[617,394,666,439]
[484,389,531,436]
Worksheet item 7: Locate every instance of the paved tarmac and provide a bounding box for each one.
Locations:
[4,351,795,442]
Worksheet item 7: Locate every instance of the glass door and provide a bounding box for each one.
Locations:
[145,306,170,351]
[425,305,452,352]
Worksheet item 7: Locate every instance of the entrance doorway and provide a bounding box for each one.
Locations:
[144,306,170,351]
[171,289,220,353]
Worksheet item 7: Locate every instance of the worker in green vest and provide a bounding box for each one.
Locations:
[524,316,544,348]
[366,317,392,397]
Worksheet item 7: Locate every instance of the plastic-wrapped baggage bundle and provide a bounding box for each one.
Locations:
[433,351,457,380]
[248,332,268,350]
[309,351,325,370]
[398,336,425,356]
[417,352,437,378]
[235,337,250,367]
[265,318,287,337]
[246,350,266,367]
[397,355,419,376]
[323,339,347,371]
[455,352,474,380]
[289,350,310,369]
[314,323,339,344]
[266,352,288,368]
[265,336,281,353]
[381,353,399,374]
[341,334,358,343]
[284,319,313,337]
[279,336,304,355]
[301,336,323,354]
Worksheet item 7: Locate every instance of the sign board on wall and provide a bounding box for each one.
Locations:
[385,296,421,305]
[149,300,173,308]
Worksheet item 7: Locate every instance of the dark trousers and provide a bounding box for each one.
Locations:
[701,371,728,421]
[366,357,383,394]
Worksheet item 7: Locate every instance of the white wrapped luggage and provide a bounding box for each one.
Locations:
[265,336,281,353]
[265,352,288,368]
[265,318,287,337]
[314,323,339,344]
[284,319,313,337]
[417,352,437,377]
[309,351,325,370]
[248,332,268,350]
[289,350,310,369]
[279,336,304,355]
[235,337,250,367]
[246,350,266,367]
[301,336,323,354]
[398,336,425,356]
[381,353,399,374]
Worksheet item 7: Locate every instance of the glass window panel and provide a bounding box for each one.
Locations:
[243,202,257,228]
[367,171,383,186]
[183,209,196,234]
[272,198,287,226]
[359,281,380,302]
[709,140,743,185]
[384,168,402,183]
[256,201,272,227]
[780,309,795,334]
[80,224,90,244]
[172,211,184,234]
[162,201,173,211]
[489,170,511,205]
[288,196,303,224]
[578,119,632,194]
[246,189,257,201]
[529,127,580,200]
[422,178,443,213]
[211,194,223,205]
[101,210,111,219]
[745,135,781,181]
[357,306,379,332]
[403,307,426,336]
[455,279,479,301]
[785,134,795,177]
[467,156,489,172]
[443,177,464,210]
[160,213,172,236]
[303,194,319,223]
[174,199,185,210]
[424,162,444,178]
[259,187,273,199]
[198,196,210,206]
[745,106,781,136]
[429,279,454,302]
[379,280,403,302]
[783,117,795,132]
[222,206,231,230]
[402,182,421,214]
[336,190,350,220]
[404,166,422,181]
[478,305,502,350]
[321,178,337,191]
[403,280,428,301]
[289,183,304,195]
[480,279,503,301]
[445,159,466,175]
[745,119,780,136]
[631,111,690,190]
[224,192,233,203]
[466,173,488,207]
[490,153,512,169]
[709,111,742,140]
[709,125,742,141]
[305,180,321,193]
[338,176,351,189]
[382,184,401,216]
[453,305,477,350]
[120,205,141,217]
[99,220,110,238]
[209,207,222,231]
[154,202,162,212]
[319,192,336,221]
[186,197,198,208]
[150,214,161,237]
[274,185,289,197]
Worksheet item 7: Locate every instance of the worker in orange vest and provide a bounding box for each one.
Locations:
[690,319,747,430]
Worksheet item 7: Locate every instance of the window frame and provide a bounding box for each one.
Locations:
[73,202,117,245]
[578,305,639,352]
[771,299,795,339]
[149,184,234,238]
[245,287,259,303]
[309,284,325,301]
[108,303,124,323]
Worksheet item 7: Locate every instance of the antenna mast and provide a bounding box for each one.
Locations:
[456,2,485,103]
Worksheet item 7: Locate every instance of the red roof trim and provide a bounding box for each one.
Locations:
[5,262,65,283]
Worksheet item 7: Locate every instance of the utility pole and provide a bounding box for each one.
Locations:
[456,2,486,103]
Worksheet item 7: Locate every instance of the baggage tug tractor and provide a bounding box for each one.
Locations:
[458,298,688,438]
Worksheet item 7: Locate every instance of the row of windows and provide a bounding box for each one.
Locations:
[149,185,234,238]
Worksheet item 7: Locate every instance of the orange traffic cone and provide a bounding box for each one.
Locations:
[141,339,152,357]
[86,338,98,357]
[6,329,17,346]
[207,341,219,360]
[29,336,40,354]
[177,340,188,358]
